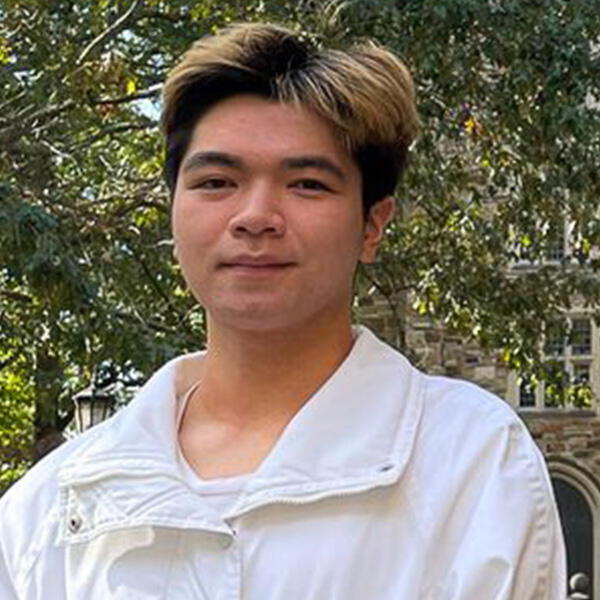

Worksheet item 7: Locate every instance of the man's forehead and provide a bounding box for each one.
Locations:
[181,94,357,177]
[187,94,344,149]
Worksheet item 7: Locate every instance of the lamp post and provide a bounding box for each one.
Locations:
[73,383,116,433]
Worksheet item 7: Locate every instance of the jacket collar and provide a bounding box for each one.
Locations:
[57,327,424,534]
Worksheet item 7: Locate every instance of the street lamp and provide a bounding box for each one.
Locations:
[73,383,116,433]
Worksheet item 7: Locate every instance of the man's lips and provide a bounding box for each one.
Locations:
[218,255,296,271]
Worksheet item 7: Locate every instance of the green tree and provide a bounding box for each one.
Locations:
[1,0,599,490]
[0,349,33,492]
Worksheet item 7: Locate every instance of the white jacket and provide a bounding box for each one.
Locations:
[0,327,565,599]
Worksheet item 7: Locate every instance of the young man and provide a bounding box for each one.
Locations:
[0,23,565,599]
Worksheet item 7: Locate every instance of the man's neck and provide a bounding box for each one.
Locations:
[177,315,356,479]
[196,317,355,427]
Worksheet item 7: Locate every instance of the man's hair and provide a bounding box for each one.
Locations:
[161,23,419,215]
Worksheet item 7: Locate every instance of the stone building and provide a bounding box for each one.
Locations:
[359,296,599,598]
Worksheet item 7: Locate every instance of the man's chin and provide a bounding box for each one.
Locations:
[207,305,306,334]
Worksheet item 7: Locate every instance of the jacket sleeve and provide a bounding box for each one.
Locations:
[434,415,567,599]
[0,515,20,600]
[0,446,68,600]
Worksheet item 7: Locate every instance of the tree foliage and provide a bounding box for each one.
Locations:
[1,0,600,487]
[0,349,33,493]
[375,0,600,400]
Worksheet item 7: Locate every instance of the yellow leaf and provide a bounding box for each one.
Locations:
[0,39,11,64]
[521,234,532,248]
[464,116,476,135]
[126,79,136,95]
[581,238,591,257]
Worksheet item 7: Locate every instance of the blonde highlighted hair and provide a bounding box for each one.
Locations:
[162,23,419,214]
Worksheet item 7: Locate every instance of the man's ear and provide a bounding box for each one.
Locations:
[359,196,396,264]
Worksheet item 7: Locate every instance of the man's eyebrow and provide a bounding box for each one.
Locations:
[282,156,347,182]
[181,151,243,173]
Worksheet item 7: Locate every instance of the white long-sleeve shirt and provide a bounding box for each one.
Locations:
[0,327,566,599]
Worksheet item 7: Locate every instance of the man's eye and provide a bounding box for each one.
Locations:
[193,178,233,190]
[293,179,331,191]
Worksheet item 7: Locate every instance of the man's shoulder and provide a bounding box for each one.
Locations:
[359,329,528,454]
[363,330,511,413]
[369,330,521,436]
[0,421,113,586]
[420,372,518,427]
[412,371,550,500]
[0,420,109,519]
[408,370,545,482]
[423,374,515,410]
[0,348,204,519]
[406,373,565,597]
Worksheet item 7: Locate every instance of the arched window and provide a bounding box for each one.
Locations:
[552,477,593,596]
[549,460,600,598]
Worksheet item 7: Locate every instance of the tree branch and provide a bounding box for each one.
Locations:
[76,0,142,66]
[0,86,158,134]
[128,248,180,316]
[0,289,34,304]
[114,309,174,334]
[0,100,76,133]
[74,193,165,211]
[92,84,162,106]
[69,122,154,150]
[114,199,169,217]
[0,90,27,113]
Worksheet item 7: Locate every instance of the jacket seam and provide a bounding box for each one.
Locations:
[514,422,554,599]
[59,456,179,482]
[60,516,228,545]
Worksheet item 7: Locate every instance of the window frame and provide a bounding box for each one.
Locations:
[512,313,596,410]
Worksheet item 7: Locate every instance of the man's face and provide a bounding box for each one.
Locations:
[171,94,392,333]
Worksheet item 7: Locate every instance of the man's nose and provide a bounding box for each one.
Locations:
[228,183,286,237]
